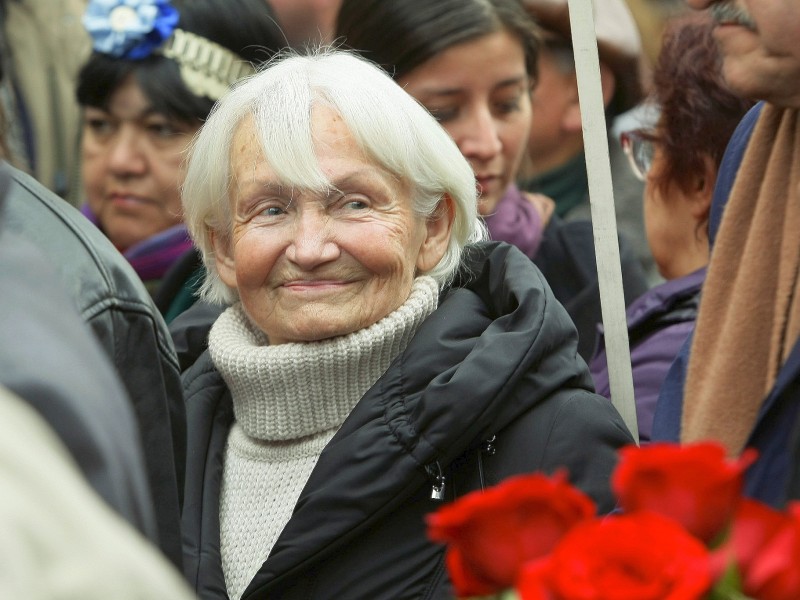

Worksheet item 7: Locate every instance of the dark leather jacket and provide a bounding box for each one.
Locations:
[181,242,633,599]
[1,161,186,568]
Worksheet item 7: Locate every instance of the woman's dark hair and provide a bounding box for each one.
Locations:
[76,0,285,125]
[335,0,539,83]
[646,12,753,199]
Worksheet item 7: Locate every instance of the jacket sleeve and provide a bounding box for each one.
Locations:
[471,389,634,515]
[88,305,187,570]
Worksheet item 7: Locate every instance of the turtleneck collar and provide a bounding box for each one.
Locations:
[208,276,439,441]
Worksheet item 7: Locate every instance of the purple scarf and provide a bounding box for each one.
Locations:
[80,205,193,282]
[483,185,544,259]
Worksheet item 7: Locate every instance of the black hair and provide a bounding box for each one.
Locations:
[335,0,539,83]
[76,0,285,125]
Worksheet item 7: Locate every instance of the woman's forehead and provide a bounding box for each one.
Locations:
[229,109,398,194]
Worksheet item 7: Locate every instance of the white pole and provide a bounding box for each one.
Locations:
[566,0,639,442]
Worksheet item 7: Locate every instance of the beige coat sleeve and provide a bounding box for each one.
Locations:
[0,385,195,600]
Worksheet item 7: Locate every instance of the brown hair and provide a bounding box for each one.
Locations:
[646,12,753,199]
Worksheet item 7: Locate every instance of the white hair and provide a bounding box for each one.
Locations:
[182,48,486,305]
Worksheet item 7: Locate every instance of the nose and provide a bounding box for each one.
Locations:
[457,107,502,163]
[686,0,713,9]
[285,208,341,269]
[107,126,147,177]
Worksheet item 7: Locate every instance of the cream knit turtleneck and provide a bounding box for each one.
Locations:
[208,276,439,600]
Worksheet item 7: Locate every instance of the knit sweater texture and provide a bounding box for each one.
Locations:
[208,277,439,599]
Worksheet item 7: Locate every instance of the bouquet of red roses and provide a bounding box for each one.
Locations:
[427,442,800,600]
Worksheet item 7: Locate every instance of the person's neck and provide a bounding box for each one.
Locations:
[661,236,710,280]
[519,152,588,218]
[520,136,586,179]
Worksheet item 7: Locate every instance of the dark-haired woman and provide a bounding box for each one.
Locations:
[336,0,649,360]
[77,0,283,321]
[589,12,754,441]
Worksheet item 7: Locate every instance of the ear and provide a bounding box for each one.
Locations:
[688,155,716,224]
[210,227,238,289]
[416,194,455,273]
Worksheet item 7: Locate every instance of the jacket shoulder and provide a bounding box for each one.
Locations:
[477,388,632,514]
[2,164,157,316]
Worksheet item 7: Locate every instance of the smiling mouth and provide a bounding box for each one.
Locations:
[282,280,352,292]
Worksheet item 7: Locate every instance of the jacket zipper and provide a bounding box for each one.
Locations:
[425,461,446,500]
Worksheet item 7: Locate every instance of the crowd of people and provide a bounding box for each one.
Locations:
[0,0,797,598]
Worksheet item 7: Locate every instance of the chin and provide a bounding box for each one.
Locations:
[478,194,501,216]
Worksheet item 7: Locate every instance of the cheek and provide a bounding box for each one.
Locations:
[81,153,105,201]
[157,163,187,213]
[500,120,530,175]
[347,221,422,278]
[643,185,657,238]
[643,188,670,266]
[233,233,281,289]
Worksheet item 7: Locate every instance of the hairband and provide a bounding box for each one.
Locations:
[83,0,255,101]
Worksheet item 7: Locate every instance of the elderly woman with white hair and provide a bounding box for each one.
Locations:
[179,49,633,600]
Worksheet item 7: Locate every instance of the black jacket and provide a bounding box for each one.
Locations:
[534,216,649,361]
[1,162,186,568]
[0,230,158,540]
[181,242,633,599]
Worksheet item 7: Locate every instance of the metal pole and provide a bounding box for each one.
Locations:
[566,0,639,442]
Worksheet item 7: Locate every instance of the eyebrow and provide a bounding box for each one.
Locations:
[237,167,396,199]
[414,76,528,97]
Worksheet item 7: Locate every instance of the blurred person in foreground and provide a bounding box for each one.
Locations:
[0,167,193,596]
[335,0,648,361]
[2,88,186,570]
[0,385,194,599]
[653,0,800,508]
[179,49,633,599]
[589,12,754,443]
[77,0,282,321]
[518,0,660,284]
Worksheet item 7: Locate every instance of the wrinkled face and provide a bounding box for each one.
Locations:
[690,0,800,106]
[399,29,532,215]
[215,106,450,345]
[81,74,200,251]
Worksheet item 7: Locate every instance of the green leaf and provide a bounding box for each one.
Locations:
[707,558,751,600]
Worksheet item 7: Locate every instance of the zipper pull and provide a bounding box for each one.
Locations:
[425,461,446,501]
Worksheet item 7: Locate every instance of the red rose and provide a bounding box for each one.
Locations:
[612,442,756,542]
[518,512,713,600]
[715,499,800,600]
[427,471,595,597]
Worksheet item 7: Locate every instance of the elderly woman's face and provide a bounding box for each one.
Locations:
[398,29,532,215]
[214,106,451,344]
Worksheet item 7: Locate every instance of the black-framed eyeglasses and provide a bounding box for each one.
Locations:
[620,130,655,182]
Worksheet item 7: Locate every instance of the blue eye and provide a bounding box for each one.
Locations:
[344,200,368,210]
[262,206,286,217]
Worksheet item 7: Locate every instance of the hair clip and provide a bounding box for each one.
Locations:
[160,29,255,101]
[83,0,254,100]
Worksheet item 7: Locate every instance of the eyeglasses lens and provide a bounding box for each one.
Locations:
[621,131,653,182]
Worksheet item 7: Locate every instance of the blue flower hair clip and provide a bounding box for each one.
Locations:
[83,0,179,60]
[82,0,255,100]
